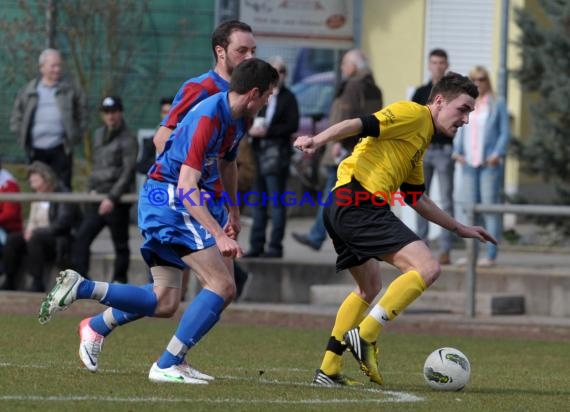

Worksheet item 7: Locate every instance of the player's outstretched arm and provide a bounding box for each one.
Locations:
[412,194,497,245]
[455,225,497,245]
[293,118,363,155]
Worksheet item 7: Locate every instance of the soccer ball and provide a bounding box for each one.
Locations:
[423,347,471,391]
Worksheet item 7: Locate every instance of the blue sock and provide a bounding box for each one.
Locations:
[77,279,95,299]
[89,284,153,336]
[97,283,157,316]
[157,289,224,369]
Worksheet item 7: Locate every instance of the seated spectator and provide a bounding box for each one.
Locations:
[3,161,79,291]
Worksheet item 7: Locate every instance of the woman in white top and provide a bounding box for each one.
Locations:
[453,66,510,267]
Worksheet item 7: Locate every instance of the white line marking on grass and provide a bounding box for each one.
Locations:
[0,362,424,404]
[220,374,423,400]
[0,362,121,374]
[0,394,423,404]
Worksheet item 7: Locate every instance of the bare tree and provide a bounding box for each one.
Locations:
[0,0,160,163]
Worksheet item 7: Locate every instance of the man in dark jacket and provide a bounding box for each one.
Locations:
[10,49,87,189]
[245,57,299,258]
[71,96,138,283]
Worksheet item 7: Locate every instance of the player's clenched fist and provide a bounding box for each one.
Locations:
[293,135,318,154]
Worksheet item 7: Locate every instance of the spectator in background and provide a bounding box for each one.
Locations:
[293,49,383,251]
[411,48,454,265]
[136,97,174,175]
[3,162,79,292]
[244,56,299,258]
[0,159,23,280]
[10,48,87,189]
[71,96,138,283]
[453,66,510,267]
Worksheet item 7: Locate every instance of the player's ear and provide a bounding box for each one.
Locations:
[433,94,445,109]
[248,87,260,100]
[215,45,225,62]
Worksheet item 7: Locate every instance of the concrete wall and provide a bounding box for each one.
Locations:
[362,0,426,105]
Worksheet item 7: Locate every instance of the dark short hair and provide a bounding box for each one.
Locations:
[229,58,279,95]
[429,48,448,60]
[160,96,174,106]
[427,72,478,103]
[211,20,253,62]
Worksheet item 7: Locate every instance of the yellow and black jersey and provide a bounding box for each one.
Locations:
[334,101,435,200]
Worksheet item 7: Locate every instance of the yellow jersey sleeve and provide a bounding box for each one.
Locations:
[335,101,435,199]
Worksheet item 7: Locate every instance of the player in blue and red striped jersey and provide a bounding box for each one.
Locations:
[53,21,256,377]
[153,20,256,154]
[39,58,279,384]
[153,20,255,305]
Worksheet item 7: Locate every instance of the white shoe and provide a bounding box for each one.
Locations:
[477,258,497,268]
[38,269,84,324]
[78,318,104,372]
[454,257,468,266]
[181,361,214,381]
[148,362,208,384]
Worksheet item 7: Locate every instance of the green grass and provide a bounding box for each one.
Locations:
[0,313,568,412]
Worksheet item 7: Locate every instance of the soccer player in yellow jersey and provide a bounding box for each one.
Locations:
[294,72,497,386]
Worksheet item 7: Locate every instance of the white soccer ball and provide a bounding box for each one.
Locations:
[423,347,471,391]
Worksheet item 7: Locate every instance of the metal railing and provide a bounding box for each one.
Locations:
[2,192,568,318]
[463,203,570,317]
[0,192,139,203]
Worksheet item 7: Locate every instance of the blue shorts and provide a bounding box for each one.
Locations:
[138,180,228,269]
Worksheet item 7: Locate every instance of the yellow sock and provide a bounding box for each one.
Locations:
[359,270,427,343]
[320,292,369,375]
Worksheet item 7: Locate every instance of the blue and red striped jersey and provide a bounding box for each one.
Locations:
[161,70,229,129]
[149,92,248,197]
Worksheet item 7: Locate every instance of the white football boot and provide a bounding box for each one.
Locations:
[78,318,105,372]
[148,362,208,384]
[180,361,214,381]
[38,269,84,325]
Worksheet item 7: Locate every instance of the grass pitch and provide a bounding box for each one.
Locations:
[0,313,568,412]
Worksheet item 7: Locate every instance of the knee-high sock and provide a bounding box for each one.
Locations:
[88,284,154,336]
[157,289,224,369]
[359,270,426,343]
[320,292,369,375]
[77,280,157,317]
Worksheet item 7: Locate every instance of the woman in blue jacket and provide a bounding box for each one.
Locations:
[453,66,510,267]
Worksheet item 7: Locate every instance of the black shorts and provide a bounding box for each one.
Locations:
[323,178,420,272]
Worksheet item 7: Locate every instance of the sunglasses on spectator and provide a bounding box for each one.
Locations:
[473,77,487,82]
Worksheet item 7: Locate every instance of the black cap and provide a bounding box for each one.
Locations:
[100,96,123,112]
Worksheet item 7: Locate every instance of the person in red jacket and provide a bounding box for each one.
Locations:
[0,159,23,283]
